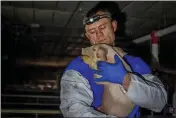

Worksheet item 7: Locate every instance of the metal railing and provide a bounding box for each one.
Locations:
[2,109,61,114]
[2,94,60,99]
[1,94,62,118]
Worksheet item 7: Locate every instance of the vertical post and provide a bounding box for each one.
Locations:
[35,113,38,118]
[150,31,160,70]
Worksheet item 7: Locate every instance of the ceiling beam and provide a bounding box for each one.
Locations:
[127,16,157,22]
[2,6,78,28]
[121,2,134,12]
[2,5,73,15]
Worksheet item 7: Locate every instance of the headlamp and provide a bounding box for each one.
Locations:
[83,13,112,26]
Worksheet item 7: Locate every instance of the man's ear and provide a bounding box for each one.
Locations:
[112,20,118,32]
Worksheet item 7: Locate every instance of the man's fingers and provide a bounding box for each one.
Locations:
[94,73,110,85]
[93,74,102,79]
[92,69,101,75]
[94,76,108,83]
[94,76,104,82]
[96,82,108,85]
[95,81,109,85]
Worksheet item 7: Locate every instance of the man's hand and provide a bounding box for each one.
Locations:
[94,54,127,85]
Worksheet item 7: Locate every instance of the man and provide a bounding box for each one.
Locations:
[60,1,167,117]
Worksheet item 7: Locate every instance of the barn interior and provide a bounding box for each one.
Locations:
[1,1,176,118]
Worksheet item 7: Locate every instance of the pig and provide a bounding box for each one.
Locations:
[81,44,136,117]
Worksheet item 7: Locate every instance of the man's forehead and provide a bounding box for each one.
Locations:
[85,18,109,31]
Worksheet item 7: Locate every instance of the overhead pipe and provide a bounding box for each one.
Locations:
[132,24,176,44]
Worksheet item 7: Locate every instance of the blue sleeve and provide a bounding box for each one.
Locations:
[123,55,152,74]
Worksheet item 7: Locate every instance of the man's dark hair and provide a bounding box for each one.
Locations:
[86,1,122,21]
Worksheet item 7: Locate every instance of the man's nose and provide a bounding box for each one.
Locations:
[96,30,103,39]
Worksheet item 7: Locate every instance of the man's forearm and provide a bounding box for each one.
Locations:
[126,74,167,112]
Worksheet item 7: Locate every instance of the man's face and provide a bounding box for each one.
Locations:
[85,11,117,46]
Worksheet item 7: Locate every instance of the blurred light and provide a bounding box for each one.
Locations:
[81,33,84,38]
[30,23,40,28]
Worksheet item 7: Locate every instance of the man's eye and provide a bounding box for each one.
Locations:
[100,25,106,29]
[89,31,95,34]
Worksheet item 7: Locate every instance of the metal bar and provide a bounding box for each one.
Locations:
[2,94,60,99]
[16,56,75,67]
[2,103,60,106]
[1,109,61,114]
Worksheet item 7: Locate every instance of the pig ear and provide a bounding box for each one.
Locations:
[81,48,84,54]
